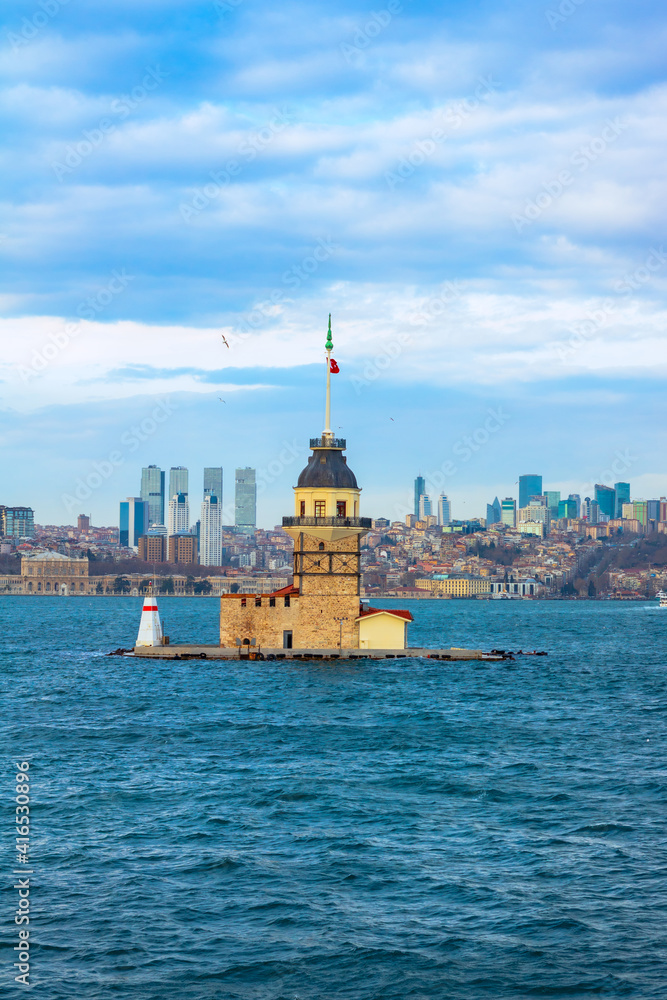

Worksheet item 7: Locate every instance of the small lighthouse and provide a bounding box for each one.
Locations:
[136,585,163,647]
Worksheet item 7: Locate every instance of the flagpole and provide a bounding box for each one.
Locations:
[324,313,333,438]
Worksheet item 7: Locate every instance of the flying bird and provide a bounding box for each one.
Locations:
[218,398,226,403]
[221,335,229,348]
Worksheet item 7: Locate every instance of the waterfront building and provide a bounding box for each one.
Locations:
[169,466,189,500]
[141,465,166,526]
[1,506,36,538]
[22,552,90,595]
[519,475,542,509]
[120,498,148,549]
[418,494,432,519]
[489,579,539,596]
[235,468,257,533]
[614,482,630,517]
[414,476,425,517]
[486,497,501,526]
[595,484,616,519]
[501,497,516,528]
[168,493,190,535]
[204,467,223,503]
[200,495,222,566]
[415,576,491,597]
[168,533,197,565]
[437,494,452,525]
[220,317,412,650]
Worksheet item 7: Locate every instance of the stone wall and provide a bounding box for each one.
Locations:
[295,532,361,596]
[219,592,362,649]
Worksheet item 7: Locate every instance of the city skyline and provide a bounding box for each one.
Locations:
[2,1,665,527]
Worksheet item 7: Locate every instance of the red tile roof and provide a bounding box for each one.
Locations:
[357,607,414,622]
[270,584,300,596]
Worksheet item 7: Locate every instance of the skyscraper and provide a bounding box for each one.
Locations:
[437,494,452,525]
[519,475,543,509]
[414,476,425,517]
[200,495,222,566]
[168,493,190,535]
[614,482,630,517]
[544,491,561,518]
[594,484,616,520]
[501,498,516,528]
[119,498,148,549]
[558,498,578,519]
[486,497,501,525]
[235,468,257,533]
[582,497,599,524]
[1,507,36,538]
[568,493,581,517]
[141,465,165,526]
[203,467,223,502]
[169,466,189,499]
[418,494,432,520]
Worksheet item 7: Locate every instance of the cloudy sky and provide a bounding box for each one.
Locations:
[1,0,666,527]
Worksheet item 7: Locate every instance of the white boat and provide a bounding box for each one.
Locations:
[656,590,667,608]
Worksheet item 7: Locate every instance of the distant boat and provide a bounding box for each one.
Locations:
[656,590,667,608]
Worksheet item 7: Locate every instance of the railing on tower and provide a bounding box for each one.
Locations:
[309,437,346,449]
[282,516,372,529]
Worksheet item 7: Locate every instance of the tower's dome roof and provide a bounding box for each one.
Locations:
[297,447,358,489]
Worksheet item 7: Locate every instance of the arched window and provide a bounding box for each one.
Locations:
[318,542,324,550]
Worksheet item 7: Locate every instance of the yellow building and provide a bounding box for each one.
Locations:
[21,552,90,594]
[357,608,413,649]
[219,317,412,650]
[415,577,491,597]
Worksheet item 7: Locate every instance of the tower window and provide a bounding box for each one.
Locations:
[336,501,347,517]
[318,542,324,550]
[241,597,246,608]
[300,500,306,516]
[255,597,262,607]
[269,597,276,607]
[284,595,291,607]
[314,501,326,517]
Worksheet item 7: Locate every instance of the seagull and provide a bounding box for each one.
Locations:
[218,398,226,403]
[390,417,395,421]
[221,335,229,348]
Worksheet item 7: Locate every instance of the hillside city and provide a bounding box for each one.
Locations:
[1,468,666,599]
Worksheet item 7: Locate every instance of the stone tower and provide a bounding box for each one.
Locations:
[281,316,370,647]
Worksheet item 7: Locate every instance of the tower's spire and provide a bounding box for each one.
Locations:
[324,313,333,439]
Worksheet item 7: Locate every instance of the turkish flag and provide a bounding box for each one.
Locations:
[329,358,340,373]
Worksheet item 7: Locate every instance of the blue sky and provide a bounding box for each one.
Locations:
[1,0,666,526]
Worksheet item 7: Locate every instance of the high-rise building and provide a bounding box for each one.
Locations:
[141,465,165,526]
[486,497,501,525]
[594,484,616,520]
[168,533,197,565]
[614,482,630,517]
[200,495,222,566]
[203,467,223,502]
[647,499,660,523]
[235,468,257,533]
[501,498,516,528]
[1,506,36,538]
[623,500,647,527]
[77,514,90,531]
[437,494,452,525]
[568,493,581,517]
[138,534,167,563]
[168,493,190,535]
[582,497,600,524]
[169,466,189,500]
[518,504,551,529]
[414,476,425,517]
[418,494,432,520]
[558,498,578,519]
[544,491,561,517]
[519,475,543,509]
[119,498,148,549]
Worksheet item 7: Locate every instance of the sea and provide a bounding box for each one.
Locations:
[2,596,666,999]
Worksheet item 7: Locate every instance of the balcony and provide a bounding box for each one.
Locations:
[283,516,372,529]
[309,437,346,449]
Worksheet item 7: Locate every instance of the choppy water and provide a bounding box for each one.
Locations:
[2,597,667,999]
